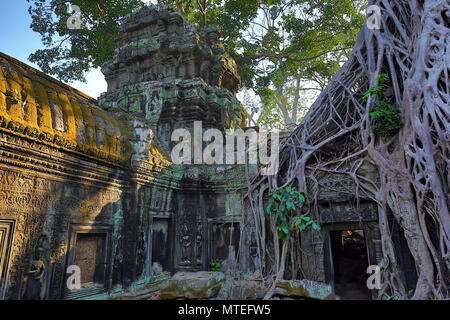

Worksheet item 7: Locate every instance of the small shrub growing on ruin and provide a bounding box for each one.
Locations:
[362,73,403,139]
[210,259,223,271]
[267,187,319,240]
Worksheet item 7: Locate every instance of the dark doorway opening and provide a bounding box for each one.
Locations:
[330,230,371,300]
[152,218,172,272]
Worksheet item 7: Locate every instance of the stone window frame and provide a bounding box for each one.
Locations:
[0,219,15,300]
[64,223,113,298]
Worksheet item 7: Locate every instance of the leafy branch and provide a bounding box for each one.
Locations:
[362,73,403,139]
[266,187,319,241]
[263,186,320,300]
[210,259,222,272]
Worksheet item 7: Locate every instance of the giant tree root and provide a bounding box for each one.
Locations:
[242,0,449,300]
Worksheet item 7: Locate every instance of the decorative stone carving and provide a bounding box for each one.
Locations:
[99,5,247,137]
[179,223,193,266]
[195,221,203,266]
[49,99,65,132]
[0,5,254,300]
[113,236,124,285]
[136,231,146,278]
[21,234,50,300]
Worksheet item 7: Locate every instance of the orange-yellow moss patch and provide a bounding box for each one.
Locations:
[0,52,131,167]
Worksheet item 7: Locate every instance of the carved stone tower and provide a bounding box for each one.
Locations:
[98,5,248,274]
[99,5,247,149]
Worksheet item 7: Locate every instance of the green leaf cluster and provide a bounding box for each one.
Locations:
[266,187,318,241]
[27,0,144,82]
[210,259,223,271]
[293,216,320,233]
[362,73,403,139]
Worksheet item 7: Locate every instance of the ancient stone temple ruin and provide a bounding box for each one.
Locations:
[0,6,248,300]
[0,5,420,301]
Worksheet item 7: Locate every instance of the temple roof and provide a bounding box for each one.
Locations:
[0,52,130,166]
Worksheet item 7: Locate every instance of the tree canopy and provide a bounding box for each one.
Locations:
[27,0,366,128]
[27,0,144,82]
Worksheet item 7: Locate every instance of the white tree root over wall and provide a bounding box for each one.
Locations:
[243,0,449,299]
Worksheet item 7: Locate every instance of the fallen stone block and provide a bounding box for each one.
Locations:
[216,278,267,300]
[274,280,335,300]
[159,271,225,299]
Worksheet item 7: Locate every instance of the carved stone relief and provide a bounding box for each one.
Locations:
[0,5,266,300]
[21,233,51,300]
[195,220,203,267]
[136,231,146,278]
[178,222,193,267]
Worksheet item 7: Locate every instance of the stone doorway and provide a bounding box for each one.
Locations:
[65,224,113,299]
[208,221,240,271]
[73,233,107,286]
[151,217,171,272]
[329,229,371,300]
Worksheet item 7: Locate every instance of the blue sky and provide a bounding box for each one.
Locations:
[0,1,107,98]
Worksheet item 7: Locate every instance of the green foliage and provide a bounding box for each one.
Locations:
[245,0,366,128]
[210,259,223,271]
[361,73,389,101]
[267,187,319,241]
[159,0,260,62]
[28,1,363,89]
[28,0,365,129]
[27,0,145,82]
[362,73,403,139]
[293,216,320,233]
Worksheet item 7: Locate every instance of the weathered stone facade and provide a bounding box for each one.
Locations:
[0,5,248,300]
[238,163,385,299]
[0,5,411,301]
